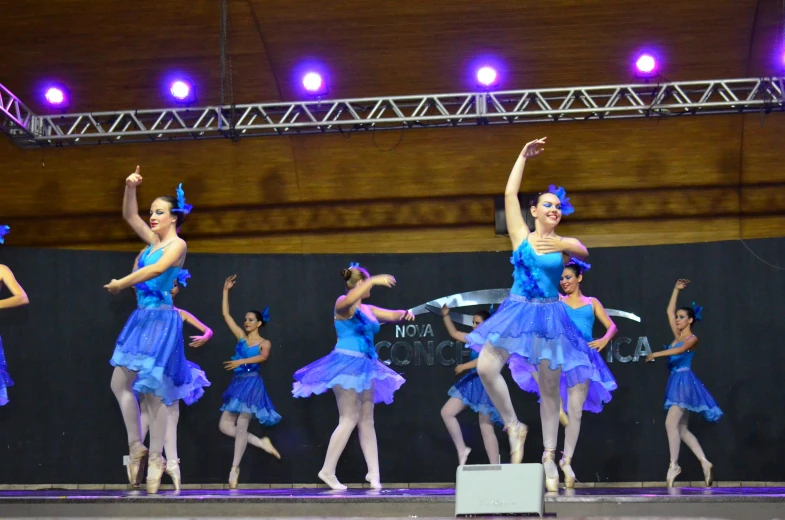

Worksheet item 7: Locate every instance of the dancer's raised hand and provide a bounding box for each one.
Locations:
[224,274,237,291]
[521,137,546,158]
[675,279,690,290]
[126,166,143,187]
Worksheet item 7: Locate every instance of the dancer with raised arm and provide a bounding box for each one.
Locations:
[137,269,213,490]
[0,226,30,406]
[438,305,501,465]
[220,274,281,490]
[105,166,206,493]
[464,138,615,491]
[646,279,721,487]
[292,263,413,490]
[510,258,617,487]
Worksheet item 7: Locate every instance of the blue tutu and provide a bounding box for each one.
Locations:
[663,342,722,422]
[136,359,210,405]
[293,349,405,405]
[448,370,502,425]
[0,336,12,406]
[221,372,282,426]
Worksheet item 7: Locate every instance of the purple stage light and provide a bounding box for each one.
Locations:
[45,87,66,106]
[635,54,656,74]
[302,72,324,93]
[170,80,192,101]
[476,66,498,88]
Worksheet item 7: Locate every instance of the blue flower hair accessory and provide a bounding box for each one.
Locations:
[0,225,9,244]
[691,302,703,322]
[566,257,591,273]
[547,185,575,216]
[176,269,191,287]
[171,183,193,215]
[489,304,496,316]
[347,262,360,270]
[261,306,271,323]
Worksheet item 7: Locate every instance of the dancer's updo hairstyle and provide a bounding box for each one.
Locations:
[340,266,370,290]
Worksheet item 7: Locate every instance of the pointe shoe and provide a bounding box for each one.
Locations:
[542,449,559,492]
[318,470,347,491]
[165,458,181,491]
[505,422,528,464]
[559,400,569,427]
[228,466,240,490]
[366,472,382,490]
[559,456,576,489]
[128,443,149,488]
[666,461,681,488]
[700,459,714,487]
[259,437,281,460]
[459,447,472,466]
[146,453,165,494]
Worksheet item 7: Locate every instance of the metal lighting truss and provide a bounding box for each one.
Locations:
[2,77,783,148]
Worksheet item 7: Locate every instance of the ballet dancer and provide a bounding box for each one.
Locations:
[104,166,206,493]
[220,274,282,489]
[510,258,617,487]
[0,226,30,406]
[136,270,213,490]
[465,138,614,492]
[292,263,413,490]
[646,278,721,487]
[438,305,501,465]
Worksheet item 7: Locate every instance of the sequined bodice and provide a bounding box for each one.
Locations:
[510,240,564,298]
[230,338,262,373]
[133,245,181,309]
[562,302,594,342]
[334,308,380,358]
[666,340,695,372]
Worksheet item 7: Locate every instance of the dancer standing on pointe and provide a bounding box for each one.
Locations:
[220,274,282,490]
[292,263,412,490]
[510,258,617,487]
[438,305,501,465]
[465,138,613,492]
[136,269,213,490]
[105,167,206,493]
[0,226,30,406]
[646,278,721,487]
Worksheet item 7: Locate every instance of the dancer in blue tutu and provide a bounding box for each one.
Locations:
[0,226,30,406]
[438,305,501,465]
[646,278,721,487]
[220,274,281,490]
[104,166,206,493]
[464,137,612,492]
[137,269,213,490]
[510,258,617,488]
[293,263,413,490]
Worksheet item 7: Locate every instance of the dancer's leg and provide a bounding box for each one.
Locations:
[358,388,381,489]
[164,400,180,461]
[140,394,150,444]
[219,410,266,448]
[144,394,169,493]
[110,367,143,446]
[665,405,684,486]
[478,345,526,462]
[478,413,500,464]
[677,410,713,484]
[560,382,588,487]
[232,413,252,467]
[538,360,562,487]
[441,397,471,464]
[318,386,361,490]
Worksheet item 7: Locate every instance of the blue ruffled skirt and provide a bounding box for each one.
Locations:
[110,307,208,406]
[448,370,502,425]
[221,372,282,426]
[292,348,405,405]
[0,336,12,407]
[665,369,723,422]
[465,295,617,410]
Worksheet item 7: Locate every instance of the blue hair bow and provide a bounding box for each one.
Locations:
[489,304,496,316]
[176,269,191,287]
[348,262,360,269]
[0,225,9,244]
[261,306,271,323]
[548,185,575,216]
[567,257,591,273]
[691,302,703,322]
[172,183,193,215]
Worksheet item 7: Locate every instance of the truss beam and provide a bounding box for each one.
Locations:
[2,77,783,148]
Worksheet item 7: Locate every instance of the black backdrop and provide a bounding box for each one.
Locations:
[0,238,783,485]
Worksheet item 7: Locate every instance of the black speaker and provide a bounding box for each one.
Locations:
[494,194,536,235]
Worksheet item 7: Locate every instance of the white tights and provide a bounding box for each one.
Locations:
[219,411,261,467]
[140,396,180,461]
[321,387,379,477]
[441,397,500,464]
[110,366,167,455]
[529,371,589,459]
[665,406,707,464]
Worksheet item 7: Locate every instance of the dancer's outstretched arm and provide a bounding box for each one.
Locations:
[123,166,157,245]
[178,309,213,348]
[587,298,617,351]
[105,240,186,293]
[667,279,689,339]
[224,340,271,370]
[439,305,468,342]
[0,265,28,310]
[368,305,415,324]
[505,138,546,249]
[647,336,698,361]
[222,275,245,340]
[335,274,396,315]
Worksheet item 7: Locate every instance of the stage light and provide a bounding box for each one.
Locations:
[476,66,499,88]
[170,80,192,101]
[302,72,325,94]
[45,87,66,106]
[635,54,657,75]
